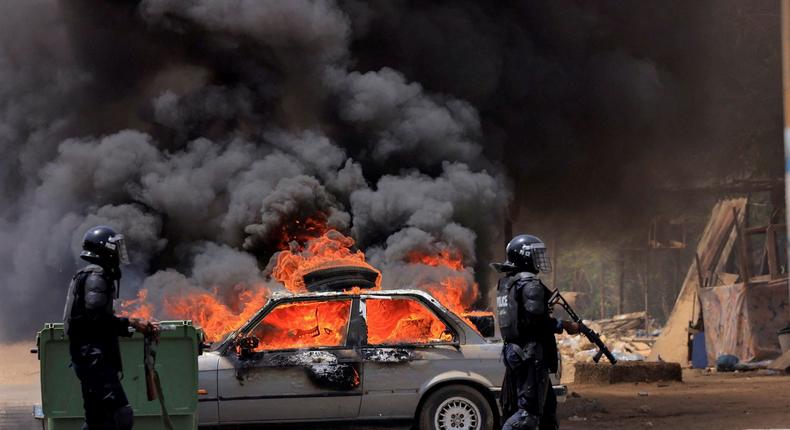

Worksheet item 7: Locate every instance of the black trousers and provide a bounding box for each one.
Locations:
[501,343,558,430]
[71,344,134,430]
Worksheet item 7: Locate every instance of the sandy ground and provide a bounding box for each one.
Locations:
[1,342,789,429]
[559,369,790,430]
[0,342,40,404]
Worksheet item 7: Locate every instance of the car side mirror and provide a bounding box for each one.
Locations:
[237,335,260,358]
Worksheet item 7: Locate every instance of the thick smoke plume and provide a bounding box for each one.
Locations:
[0,0,781,340]
[0,0,508,340]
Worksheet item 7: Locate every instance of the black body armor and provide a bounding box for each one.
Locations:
[64,265,131,372]
[496,271,560,373]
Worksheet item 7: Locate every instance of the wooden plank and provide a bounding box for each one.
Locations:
[695,253,706,288]
[732,207,751,285]
[649,198,747,364]
[711,213,740,283]
[716,272,739,286]
[766,225,779,280]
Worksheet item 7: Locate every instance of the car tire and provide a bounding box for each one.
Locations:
[417,385,494,430]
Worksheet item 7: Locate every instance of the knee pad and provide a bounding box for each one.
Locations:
[503,409,539,430]
[113,405,134,430]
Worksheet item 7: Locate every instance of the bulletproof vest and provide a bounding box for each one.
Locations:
[496,272,535,343]
[63,265,113,335]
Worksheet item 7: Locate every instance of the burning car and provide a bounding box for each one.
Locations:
[195,286,565,430]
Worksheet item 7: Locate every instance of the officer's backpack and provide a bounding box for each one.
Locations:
[496,272,534,343]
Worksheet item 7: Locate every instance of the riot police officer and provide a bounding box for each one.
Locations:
[493,234,580,430]
[63,226,157,430]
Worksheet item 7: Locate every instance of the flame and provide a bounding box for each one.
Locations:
[118,289,153,321]
[406,249,479,316]
[164,287,269,341]
[404,248,492,334]
[366,298,453,344]
[121,223,490,346]
[407,249,466,271]
[250,299,352,351]
[273,230,381,293]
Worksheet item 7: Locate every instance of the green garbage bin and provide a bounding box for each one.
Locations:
[36,320,203,430]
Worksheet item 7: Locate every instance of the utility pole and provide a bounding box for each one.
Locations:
[783,0,790,323]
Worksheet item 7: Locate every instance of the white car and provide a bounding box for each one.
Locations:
[195,289,565,430]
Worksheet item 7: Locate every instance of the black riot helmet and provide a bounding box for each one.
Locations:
[80,226,130,268]
[492,234,552,274]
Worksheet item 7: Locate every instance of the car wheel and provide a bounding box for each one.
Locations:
[418,385,494,430]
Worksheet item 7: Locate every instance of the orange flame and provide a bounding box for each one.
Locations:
[250,299,352,351]
[405,248,492,334]
[406,249,479,315]
[163,287,269,341]
[273,230,381,293]
[366,297,454,344]
[122,222,490,346]
[118,289,153,321]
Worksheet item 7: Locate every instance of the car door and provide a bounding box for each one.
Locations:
[357,295,469,419]
[216,297,363,423]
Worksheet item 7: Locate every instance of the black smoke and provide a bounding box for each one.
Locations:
[0,0,781,340]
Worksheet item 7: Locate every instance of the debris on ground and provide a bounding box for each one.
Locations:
[767,350,790,373]
[557,311,657,369]
[716,354,739,372]
[574,361,682,384]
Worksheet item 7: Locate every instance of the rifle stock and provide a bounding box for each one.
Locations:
[142,328,174,430]
[550,290,617,365]
[143,333,158,401]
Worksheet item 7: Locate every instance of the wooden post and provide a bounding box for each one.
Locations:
[551,236,558,289]
[644,251,650,333]
[600,260,606,319]
[618,251,625,315]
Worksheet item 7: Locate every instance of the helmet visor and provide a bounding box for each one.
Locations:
[532,247,552,273]
[108,234,130,265]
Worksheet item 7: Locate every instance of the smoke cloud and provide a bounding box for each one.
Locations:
[0,0,781,339]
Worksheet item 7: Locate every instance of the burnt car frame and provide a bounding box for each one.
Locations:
[196,289,565,430]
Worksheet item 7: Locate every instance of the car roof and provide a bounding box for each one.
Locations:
[269,288,446,308]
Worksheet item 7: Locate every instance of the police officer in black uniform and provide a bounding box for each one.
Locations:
[494,234,580,430]
[63,226,157,430]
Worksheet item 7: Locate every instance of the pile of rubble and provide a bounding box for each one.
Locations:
[558,311,659,364]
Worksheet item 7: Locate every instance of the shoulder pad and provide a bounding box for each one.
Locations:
[521,278,546,315]
[83,272,111,310]
[77,264,104,275]
[512,272,539,287]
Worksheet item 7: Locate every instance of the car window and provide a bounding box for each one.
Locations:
[250,299,352,351]
[364,297,454,345]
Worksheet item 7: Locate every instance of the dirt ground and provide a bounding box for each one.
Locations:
[2,341,789,429]
[0,343,40,385]
[559,368,790,430]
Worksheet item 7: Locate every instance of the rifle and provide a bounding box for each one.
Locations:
[143,324,174,430]
[548,289,617,365]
